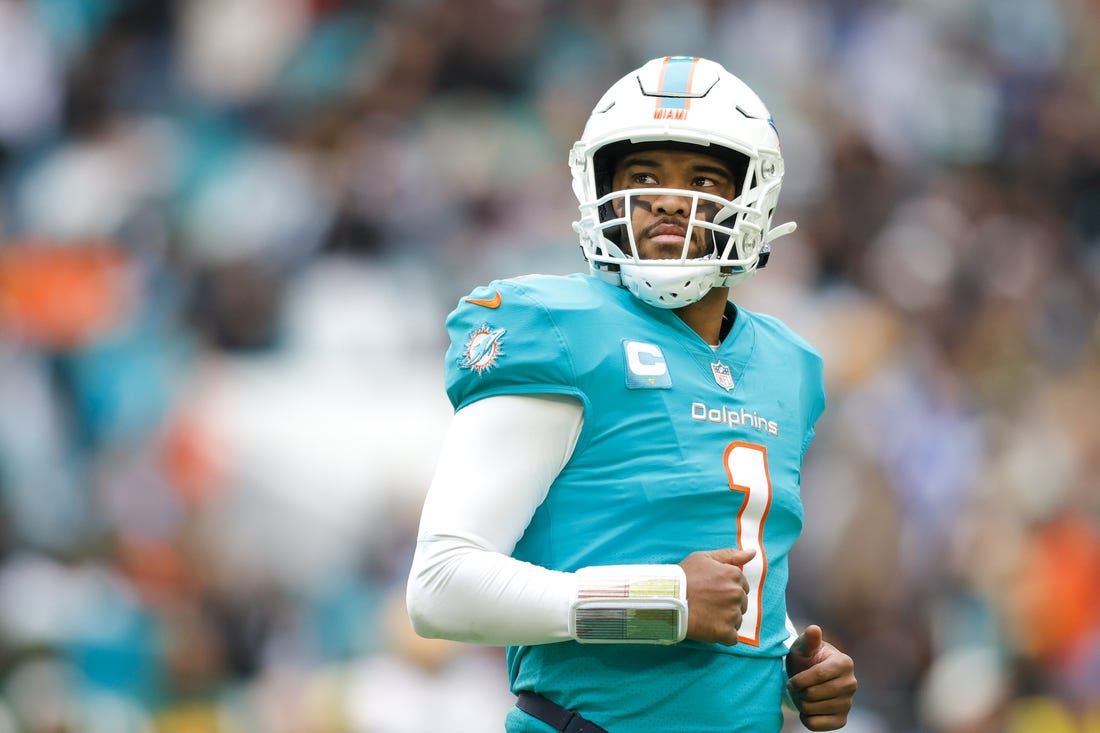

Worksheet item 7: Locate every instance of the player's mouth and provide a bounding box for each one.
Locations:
[643,220,690,248]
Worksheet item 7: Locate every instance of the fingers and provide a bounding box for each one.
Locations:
[787,625,829,678]
[791,677,858,732]
[684,548,754,596]
[787,645,854,691]
[680,548,756,646]
[788,643,858,732]
[705,547,756,567]
[791,624,823,656]
[800,712,851,732]
[788,674,858,704]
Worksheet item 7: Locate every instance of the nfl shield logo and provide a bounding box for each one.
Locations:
[711,361,734,391]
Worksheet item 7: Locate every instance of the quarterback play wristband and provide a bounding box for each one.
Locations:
[569,565,688,644]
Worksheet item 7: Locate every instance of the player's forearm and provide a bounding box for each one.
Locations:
[407,533,689,646]
[406,533,575,645]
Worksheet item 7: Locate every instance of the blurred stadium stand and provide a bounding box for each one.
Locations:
[0,0,1097,731]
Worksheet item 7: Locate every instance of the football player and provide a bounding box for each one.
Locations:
[407,56,857,732]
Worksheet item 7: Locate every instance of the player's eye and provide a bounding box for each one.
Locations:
[631,172,659,185]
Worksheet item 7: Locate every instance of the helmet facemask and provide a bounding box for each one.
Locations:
[570,56,797,309]
[574,143,783,308]
[585,188,738,309]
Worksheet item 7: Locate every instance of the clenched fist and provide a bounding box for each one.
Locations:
[786,625,857,731]
[678,548,755,646]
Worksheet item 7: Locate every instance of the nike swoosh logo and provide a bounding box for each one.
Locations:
[465,291,502,309]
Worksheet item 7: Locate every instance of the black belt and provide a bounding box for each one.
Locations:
[515,691,610,733]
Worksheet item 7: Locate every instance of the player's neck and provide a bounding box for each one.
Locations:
[673,288,730,345]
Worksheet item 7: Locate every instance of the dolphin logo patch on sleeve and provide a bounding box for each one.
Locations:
[460,325,507,374]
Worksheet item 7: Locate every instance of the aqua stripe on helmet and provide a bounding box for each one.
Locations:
[655,56,698,110]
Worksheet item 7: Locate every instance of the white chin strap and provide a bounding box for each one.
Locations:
[619,261,721,309]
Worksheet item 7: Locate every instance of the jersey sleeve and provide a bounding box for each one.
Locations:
[444,279,584,411]
[798,341,826,457]
[754,310,827,457]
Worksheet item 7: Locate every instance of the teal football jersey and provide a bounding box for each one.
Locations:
[444,274,826,732]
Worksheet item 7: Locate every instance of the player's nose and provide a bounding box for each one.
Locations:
[651,190,691,216]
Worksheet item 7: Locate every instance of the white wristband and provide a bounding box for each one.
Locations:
[569,564,688,644]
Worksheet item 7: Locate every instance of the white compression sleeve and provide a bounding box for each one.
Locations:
[406,394,585,645]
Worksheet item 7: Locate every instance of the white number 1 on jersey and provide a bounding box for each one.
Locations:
[722,441,772,646]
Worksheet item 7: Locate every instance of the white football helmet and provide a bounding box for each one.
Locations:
[570,56,796,308]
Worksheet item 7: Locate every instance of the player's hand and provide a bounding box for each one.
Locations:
[678,548,755,645]
[785,625,857,731]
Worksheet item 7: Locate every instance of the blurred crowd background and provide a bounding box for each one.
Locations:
[0,0,1097,731]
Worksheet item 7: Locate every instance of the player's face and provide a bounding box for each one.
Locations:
[609,149,737,261]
